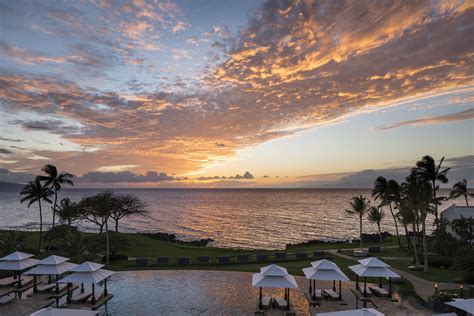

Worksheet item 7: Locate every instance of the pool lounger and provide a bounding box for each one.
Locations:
[37,283,56,293]
[0,276,22,287]
[0,294,15,304]
[70,291,93,304]
[261,296,272,309]
[369,286,389,297]
[324,289,339,300]
[274,297,288,309]
[310,289,323,300]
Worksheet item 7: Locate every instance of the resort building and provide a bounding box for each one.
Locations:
[440,204,474,237]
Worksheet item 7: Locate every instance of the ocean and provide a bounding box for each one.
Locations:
[0,188,468,249]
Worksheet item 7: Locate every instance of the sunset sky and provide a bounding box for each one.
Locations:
[0,0,473,188]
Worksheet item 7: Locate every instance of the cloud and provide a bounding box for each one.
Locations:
[0,148,12,155]
[195,171,254,181]
[79,170,175,183]
[0,137,23,142]
[376,108,474,130]
[0,168,37,183]
[172,22,186,33]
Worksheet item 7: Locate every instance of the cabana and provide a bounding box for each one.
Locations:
[349,257,400,297]
[303,259,349,301]
[0,251,38,289]
[59,262,114,308]
[445,298,474,315]
[252,264,298,311]
[24,255,77,295]
[316,308,384,316]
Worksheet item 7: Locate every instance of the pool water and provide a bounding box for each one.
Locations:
[99,270,310,315]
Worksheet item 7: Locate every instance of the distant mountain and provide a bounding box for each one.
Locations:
[0,181,24,192]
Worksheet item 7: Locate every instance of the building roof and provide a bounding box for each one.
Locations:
[441,204,474,220]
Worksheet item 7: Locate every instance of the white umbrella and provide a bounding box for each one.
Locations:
[445,298,474,314]
[316,308,384,315]
[58,262,114,305]
[252,264,298,310]
[0,251,34,261]
[303,259,349,300]
[349,257,400,297]
[24,255,78,297]
[0,251,38,289]
[30,307,99,315]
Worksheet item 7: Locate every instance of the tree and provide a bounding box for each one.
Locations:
[372,177,402,248]
[38,164,74,229]
[56,198,79,232]
[0,231,26,256]
[19,177,53,252]
[77,192,114,265]
[396,200,416,257]
[450,179,472,206]
[413,155,450,228]
[110,194,148,232]
[451,216,474,248]
[405,171,434,272]
[61,232,94,263]
[367,206,385,245]
[345,195,370,249]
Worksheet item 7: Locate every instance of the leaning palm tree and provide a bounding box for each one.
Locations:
[372,177,402,248]
[38,164,74,229]
[450,179,472,206]
[346,195,370,249]
[56,198,78,232]
[413,155,450,228]
[19,177,53,252]
[367,206,385,246]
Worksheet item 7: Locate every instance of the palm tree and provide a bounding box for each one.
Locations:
[346,195,371,249]
[372,177,402,248]
[367,206,385,246]
[413,156,450,228]
[19,177,53,252]
[56,198,78,232]
[38,164,74,229]
[450,179,472,206]
[396,201,415,255]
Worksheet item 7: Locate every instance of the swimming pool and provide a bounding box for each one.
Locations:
[100,270,310,315]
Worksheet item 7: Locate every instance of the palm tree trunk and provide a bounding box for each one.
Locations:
[359,215,363,249]
[115,219,119,232]
[388,203,402,249]
[377,223,385,249]
[466,194,469,207]
[105,220,110,266]
[432,180,439,229]
[52,187,58,228]
[412,223,419,266]
[403,224,412,254]
[422,218,429,272]
[38,200,43,252]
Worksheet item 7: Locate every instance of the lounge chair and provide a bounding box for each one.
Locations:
[0,294,15,304]
[324,289,339,300]
[358,283,371,296]
[36,283,56,293]
[369,286,389,297]
[274,297,288,309]
[70,291,93,304]
[310,289,323,300]
[261,296,272,309]
[0,276,21,288]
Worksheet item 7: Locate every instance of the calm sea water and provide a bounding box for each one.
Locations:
[0,188,468,249]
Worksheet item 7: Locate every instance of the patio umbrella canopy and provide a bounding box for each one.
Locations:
[303,259,349,300]
[445,298,474,314]
[0,251,38,289]
[58,262,114,305]
[252,264,298,311]
[348,257,400,297]
[30,307,99,316]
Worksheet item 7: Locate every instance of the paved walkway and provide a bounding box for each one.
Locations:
[329,250,460,301]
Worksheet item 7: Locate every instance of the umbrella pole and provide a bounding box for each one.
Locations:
[33,275,37,293]
[56,275,59,294]
[356,275,359,290]
[81,283,84,293]
[259,287,262,309]
[364,277,367,297]
[67,283,71,304]
[92,283,96,304]
[309,279,312,294]
[338,280,342,301]
[104,278,108,296]
[287,289,290,311]
[48,275,51,284]
[379,277,382,288]
[389,277,392,298]
[18,271,22,289]
[333,280,336,291]
[312,280,316,300]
